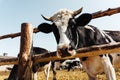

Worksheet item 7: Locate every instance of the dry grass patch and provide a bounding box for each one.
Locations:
[1,69,120,80]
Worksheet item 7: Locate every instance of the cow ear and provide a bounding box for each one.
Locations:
[75,13,92,26]
[37,23,52,33]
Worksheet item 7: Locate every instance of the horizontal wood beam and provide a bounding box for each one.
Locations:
[33,42,120,63]
[0,42,120,65]
[0,56,18,65]
[0,28,39,40]
[92,7,120,19]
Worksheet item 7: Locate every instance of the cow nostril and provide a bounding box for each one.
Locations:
[59,48,68,52]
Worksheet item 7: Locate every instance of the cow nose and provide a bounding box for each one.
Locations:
[57,46,76,58]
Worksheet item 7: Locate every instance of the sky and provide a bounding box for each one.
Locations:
[0,0,120,57]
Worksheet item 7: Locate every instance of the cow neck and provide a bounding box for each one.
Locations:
[70,27,79,49]
[75,30,79,49]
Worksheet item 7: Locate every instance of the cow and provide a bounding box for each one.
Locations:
[60,58,83,71]
[104,30,120,70]
[37,7,120,80]
[7,47,53,80]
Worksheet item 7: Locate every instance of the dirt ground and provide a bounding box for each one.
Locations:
[0,69,120,80]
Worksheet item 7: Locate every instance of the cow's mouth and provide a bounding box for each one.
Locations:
[57,47,76,58]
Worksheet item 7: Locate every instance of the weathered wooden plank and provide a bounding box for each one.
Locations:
[17,23,33,80]
[0,42,120,65]
[33,42,120,64]
[0,56,18,65]
[92,7,120,19]
[0,28,39,40]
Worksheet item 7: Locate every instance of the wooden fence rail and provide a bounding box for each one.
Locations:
[0,42,120,65]
[0,21,120,80]
[92,7,120,19]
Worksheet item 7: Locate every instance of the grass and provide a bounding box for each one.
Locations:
[0,69,120,80]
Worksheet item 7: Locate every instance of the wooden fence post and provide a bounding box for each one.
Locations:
[18,23,33,80]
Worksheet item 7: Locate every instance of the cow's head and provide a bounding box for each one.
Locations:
[38,8,92,57]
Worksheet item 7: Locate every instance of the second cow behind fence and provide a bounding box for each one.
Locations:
[7,47,52,80]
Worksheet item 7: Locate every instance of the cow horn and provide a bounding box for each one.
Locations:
[73,7,83,16]
[41,15,52,21]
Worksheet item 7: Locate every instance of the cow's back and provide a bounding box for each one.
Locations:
[105,30,120,42]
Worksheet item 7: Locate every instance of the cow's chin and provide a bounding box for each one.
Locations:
[57,49,76,58]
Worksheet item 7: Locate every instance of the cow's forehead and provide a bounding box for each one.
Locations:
[52,9,73,18]
[57,9,73,14]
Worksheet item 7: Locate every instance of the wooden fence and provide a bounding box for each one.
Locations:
[0,22,120,80]
[0,7,120,80]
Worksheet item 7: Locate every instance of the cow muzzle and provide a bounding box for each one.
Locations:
[57,46,76,58]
